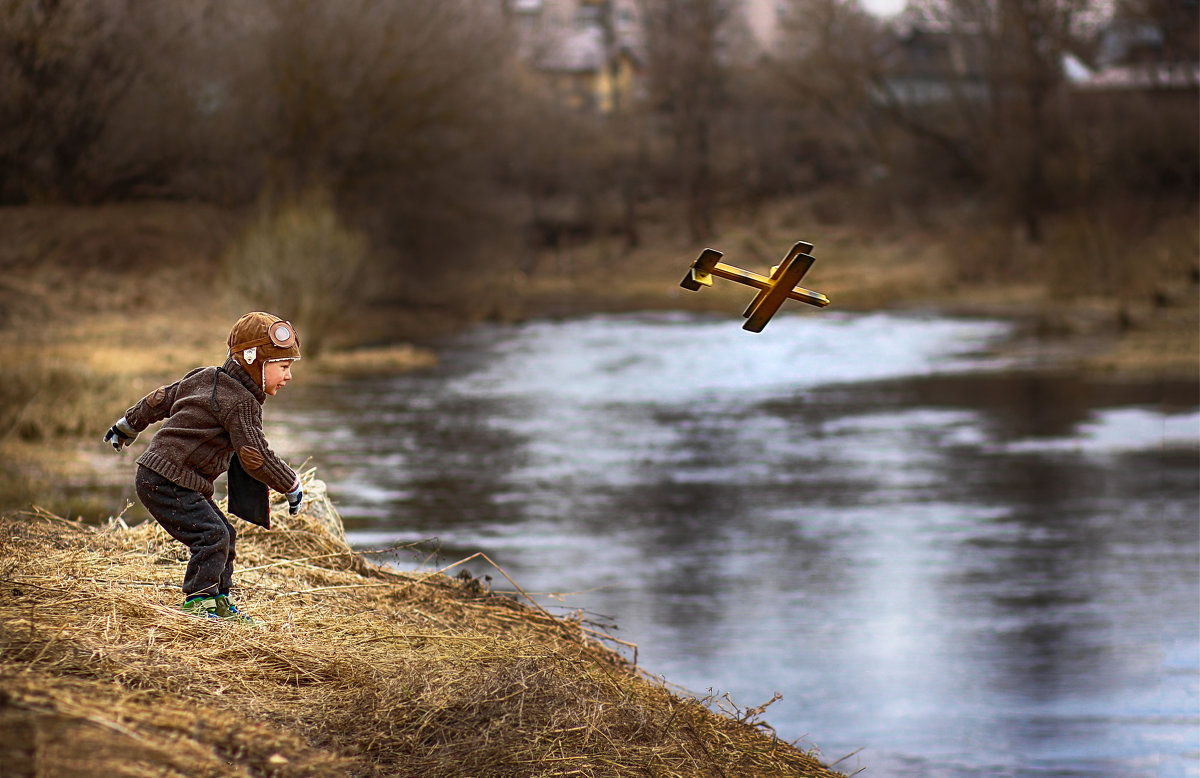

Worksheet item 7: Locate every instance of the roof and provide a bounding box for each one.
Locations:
[1074,62,1200,91]
[536,26,607,73]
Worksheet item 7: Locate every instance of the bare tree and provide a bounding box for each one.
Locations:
[0,1,265,204]
[638,0,740,242]
[254,0,516,276]
[766,0,886,194]
[870,0,1095,241]
[258,0,508,185]
[0,0,149,203]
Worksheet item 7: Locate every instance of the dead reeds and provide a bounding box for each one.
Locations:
[0,473,844,777]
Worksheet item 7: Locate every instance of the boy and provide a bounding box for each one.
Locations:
[104,312,305,622]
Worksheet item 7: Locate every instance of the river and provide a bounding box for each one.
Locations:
[271,311,1199,778]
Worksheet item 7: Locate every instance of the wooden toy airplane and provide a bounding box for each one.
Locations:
[679,240,830,332]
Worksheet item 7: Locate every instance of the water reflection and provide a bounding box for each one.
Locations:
[277,312,1199,777]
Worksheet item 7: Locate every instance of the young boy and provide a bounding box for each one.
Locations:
[104,312,305,622]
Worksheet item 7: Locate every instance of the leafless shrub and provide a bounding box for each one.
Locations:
[224,188,371,357]
[1044,205,1199,300]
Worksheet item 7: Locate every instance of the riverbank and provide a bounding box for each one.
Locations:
[0,198,1195,518]
[495,205,1198,380]
[0,474,845,777]
[0,200,1195,775]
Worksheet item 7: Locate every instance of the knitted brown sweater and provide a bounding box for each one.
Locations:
[124,356,298,499]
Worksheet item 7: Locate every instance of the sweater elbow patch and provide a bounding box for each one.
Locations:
[144,387,169,407]
[238,445,266,470]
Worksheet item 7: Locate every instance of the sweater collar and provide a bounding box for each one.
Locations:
[221,355,267,404]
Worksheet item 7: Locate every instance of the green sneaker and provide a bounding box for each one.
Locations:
[180,595,222,619]
[214,594,256,625]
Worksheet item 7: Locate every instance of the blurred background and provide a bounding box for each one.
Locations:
[1,0,1196,484]
[0,1,1197,775]
[0,0,1196,318]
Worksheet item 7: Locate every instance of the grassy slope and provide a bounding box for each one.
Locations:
[0,479,845,777]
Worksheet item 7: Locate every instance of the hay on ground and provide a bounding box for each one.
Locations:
[0,471,844,777]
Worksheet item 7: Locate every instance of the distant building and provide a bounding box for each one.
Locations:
[742,0,786,51]
[870,15,1187,107]
[532,23,641,112]
[1073,62,1199,93]
[1076,14,1199,94]
[1096,18,1168,68]
[502,0,642,113]
[874,19,989,105]
[502,0,795,112]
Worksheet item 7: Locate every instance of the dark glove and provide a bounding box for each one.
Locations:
[103,417,138,451]
[286,484,304,515]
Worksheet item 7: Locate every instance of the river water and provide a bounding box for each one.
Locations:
[273,311,1199,778]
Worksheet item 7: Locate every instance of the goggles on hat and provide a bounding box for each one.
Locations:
[230,319,297,353]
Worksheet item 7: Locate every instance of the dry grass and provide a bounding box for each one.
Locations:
[307,344,437,377]
[0,472,844,778]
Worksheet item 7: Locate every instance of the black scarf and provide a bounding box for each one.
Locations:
[227,451,271,528]
[209,364,271,528]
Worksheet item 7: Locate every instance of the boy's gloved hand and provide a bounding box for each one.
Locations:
[286,484,304,515]
[103,417,138,451]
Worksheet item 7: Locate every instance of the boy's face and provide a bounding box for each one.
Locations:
[263,360,294,396]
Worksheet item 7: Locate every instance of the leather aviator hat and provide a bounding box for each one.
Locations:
[228,312,301,390]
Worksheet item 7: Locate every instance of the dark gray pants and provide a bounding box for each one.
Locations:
[135,466,236,597]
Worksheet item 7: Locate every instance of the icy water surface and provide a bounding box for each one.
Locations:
[275,311,1199,777]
